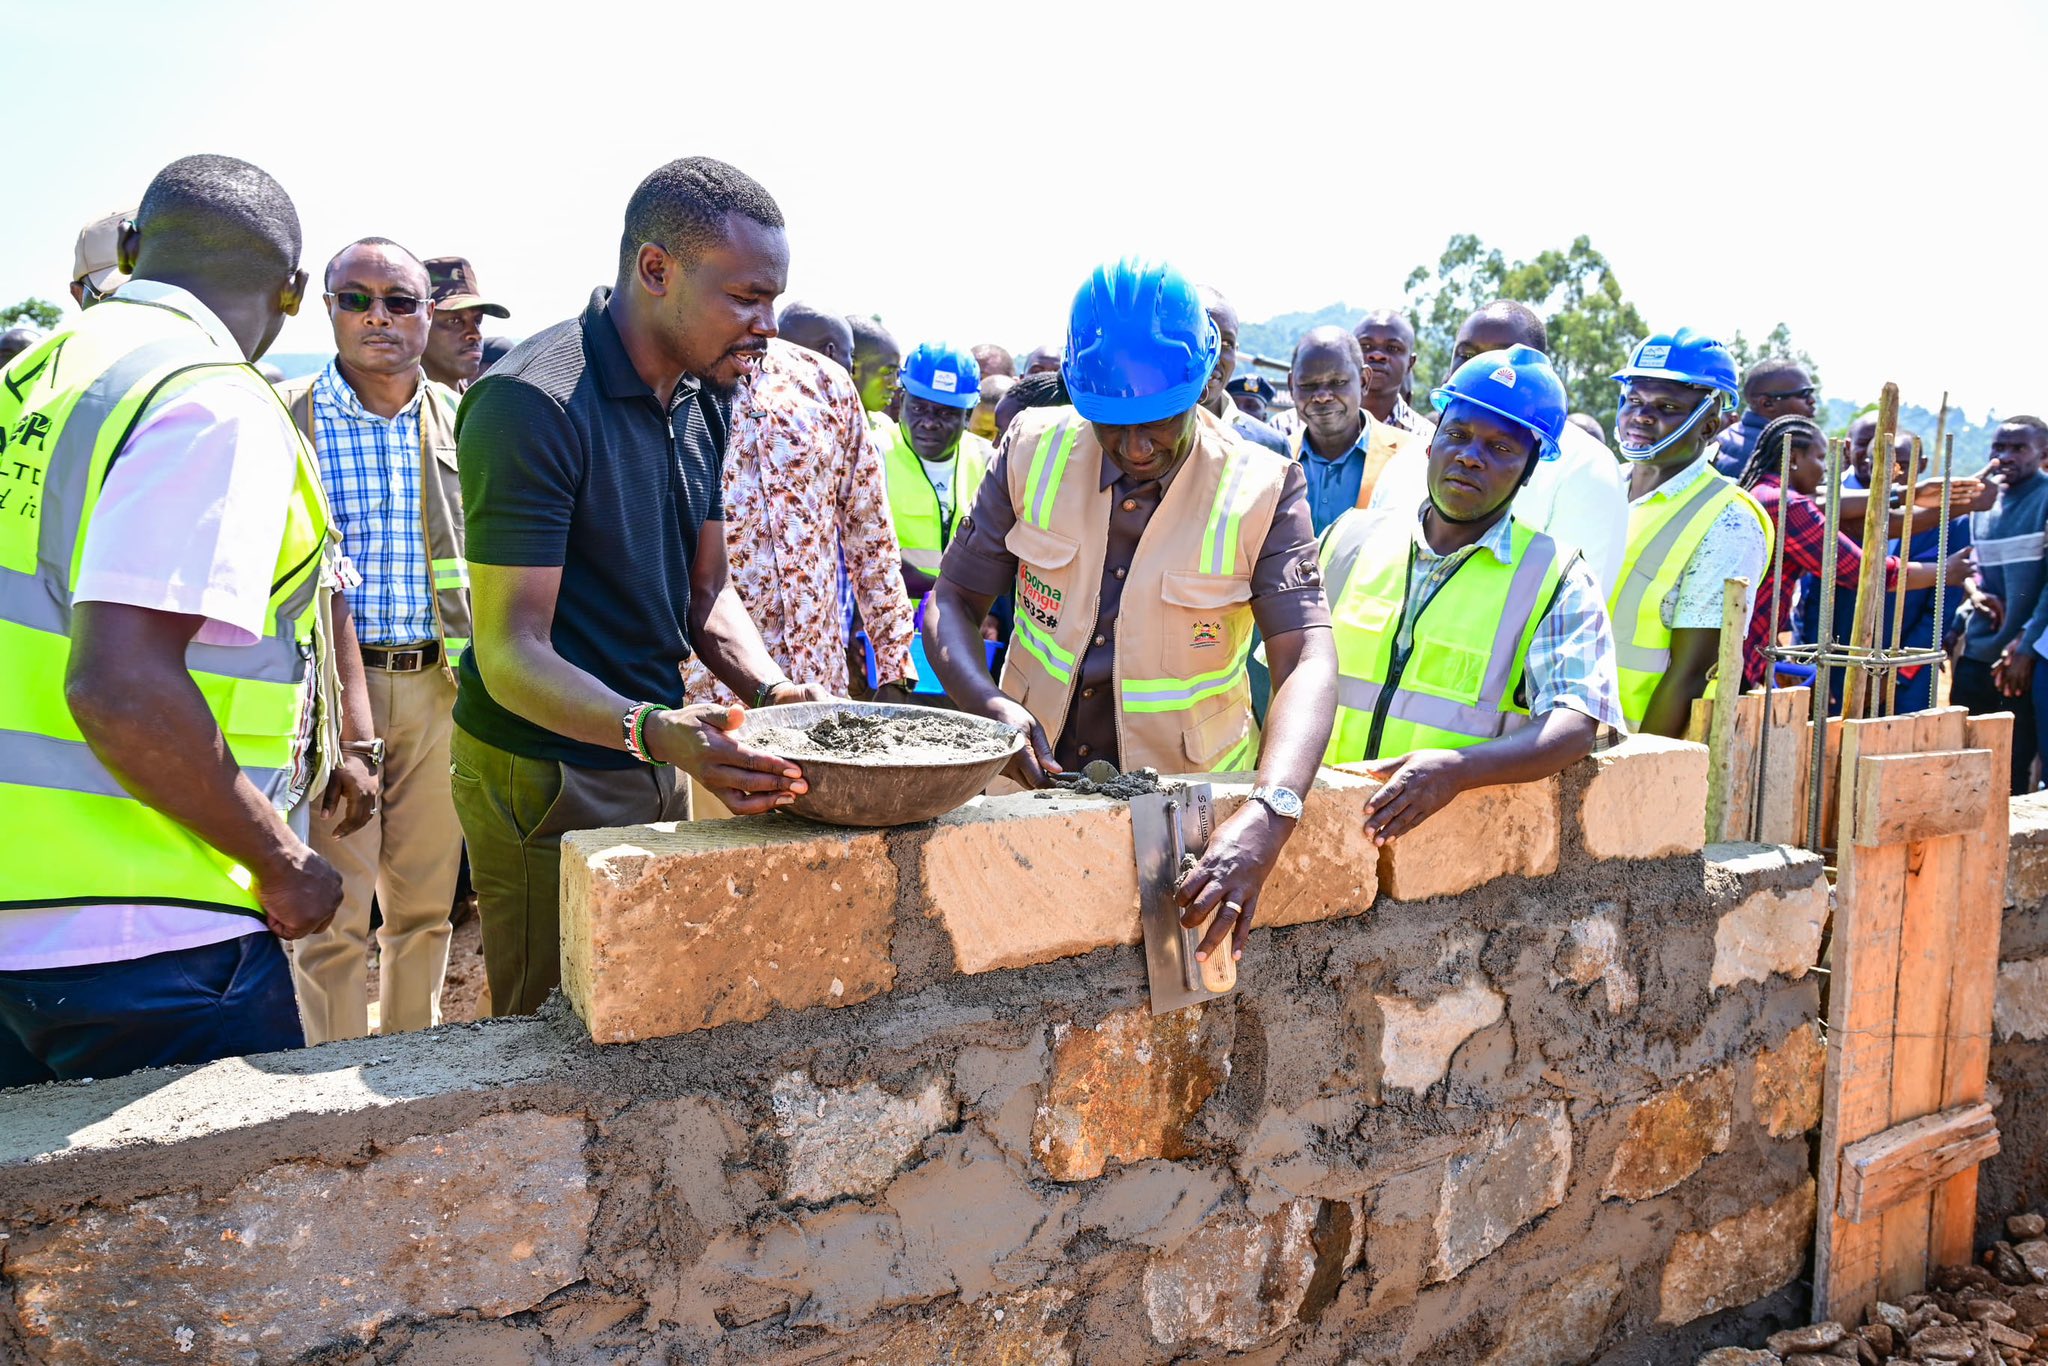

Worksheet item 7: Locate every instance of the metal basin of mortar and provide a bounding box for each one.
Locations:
[734,701,1024,827]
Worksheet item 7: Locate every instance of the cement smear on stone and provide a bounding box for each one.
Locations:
[751,710,1012,764]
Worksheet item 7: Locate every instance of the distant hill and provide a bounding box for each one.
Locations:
[1237,304,1364,369]
[1820,397,1995,472]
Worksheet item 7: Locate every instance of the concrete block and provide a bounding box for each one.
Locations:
[1752,1021,1826,1138]
[1032,1003,1226,1182]
[920,794,1141,974]
[560,820,897,1043]
[7,1112,593,1365]
[1477,1259,1625,1366]
[1710,877,1827,992]
[1432,1101,1572,1281]
[2007,792,2048,914]
[1143,1198,1320,1351]
[1995,957,2048,1041]
[1376,981,1507,1093]
[1578,734,1709,860]
[1340,768,1560,901]
[771,1071,956,1203]
[1208,770,1380,929]
[1602,1067,1734,1201]
[1657,1177,1816,1325]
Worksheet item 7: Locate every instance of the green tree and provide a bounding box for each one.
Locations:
[1724,321,1822,400]
[1404,236,1649,433]
[2,297,62,331]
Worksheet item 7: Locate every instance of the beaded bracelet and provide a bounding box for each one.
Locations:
[622,702,666,765]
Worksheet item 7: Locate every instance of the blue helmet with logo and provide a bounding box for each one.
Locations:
[900,341,981,410]
[1610,327,1740,395]
[1610,327,1737,460]
[1062,257,1219,425]
[1430,344,1569,462]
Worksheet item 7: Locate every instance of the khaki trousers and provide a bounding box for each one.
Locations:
[451,727,689,1017]
[293,665,463,1043]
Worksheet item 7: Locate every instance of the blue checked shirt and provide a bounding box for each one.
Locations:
[1380,506,1628,732]
[311,360,434,645]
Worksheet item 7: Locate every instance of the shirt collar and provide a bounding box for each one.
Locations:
[585,286,702,404]
[1631,451,1715,507]
[1300,413,1371,466]
[1409,502,1518,565]
[106,279,241,354]
[316,356,423,422]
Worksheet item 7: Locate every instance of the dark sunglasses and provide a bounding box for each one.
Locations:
[1757,387,1816,403]
[327,290,426,316]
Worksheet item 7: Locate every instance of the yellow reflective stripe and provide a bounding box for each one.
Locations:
[1024,422,1079,530]
[1012,615,1075,684]
[1213,734,1256,772]
[442,637,470,660]
[902,547,944,573]
[431,557,469,590]
[1201,451,1254,576]
[1121,637,1255,713]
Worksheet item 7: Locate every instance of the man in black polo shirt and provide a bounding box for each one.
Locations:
[454,156,830,1016]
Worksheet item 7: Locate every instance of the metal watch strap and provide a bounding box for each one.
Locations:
[1250,785,1303,820]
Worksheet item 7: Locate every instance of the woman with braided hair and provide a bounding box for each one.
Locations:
[1737,414,1971,692]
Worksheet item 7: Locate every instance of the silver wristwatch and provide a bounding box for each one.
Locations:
[1248,785,1304,820]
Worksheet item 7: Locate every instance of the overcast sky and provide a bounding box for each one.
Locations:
[6,0,2040,419]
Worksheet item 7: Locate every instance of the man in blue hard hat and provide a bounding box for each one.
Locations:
[878,341,994,602]
[1321,346,1624,840]
[1608,328,1772,737]
[924,258,1336,970]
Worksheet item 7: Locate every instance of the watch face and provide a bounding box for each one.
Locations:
[1261,787,1303,818]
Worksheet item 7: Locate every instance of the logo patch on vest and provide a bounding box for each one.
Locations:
[1190,619,1223,649]
[1019,566,1064,630]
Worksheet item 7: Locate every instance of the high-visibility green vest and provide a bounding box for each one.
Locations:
[1320,508,1566,763]
[0,294,334,920]
[1609,468,1772,729]
[878,421,992,578]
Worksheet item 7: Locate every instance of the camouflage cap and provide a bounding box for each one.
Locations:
[423,256,510,318]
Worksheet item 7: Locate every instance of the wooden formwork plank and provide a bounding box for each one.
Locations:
[1875,707,1969,1302]
[1689,692,1763,842]
[1851,749,1994,847]
[1839,1102,2000,1225]
[1929,710,2014,1267]
[1816,713,1925,1321]
[1758,687,1812,846]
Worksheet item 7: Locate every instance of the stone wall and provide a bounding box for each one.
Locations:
[1984,791,2048,1244]
[0,736,1837,1365]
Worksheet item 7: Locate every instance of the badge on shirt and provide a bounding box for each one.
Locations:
[1285,555,1323,590]
[1190,619,1223,649]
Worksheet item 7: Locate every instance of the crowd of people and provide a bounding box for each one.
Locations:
[1,150,2039,1089]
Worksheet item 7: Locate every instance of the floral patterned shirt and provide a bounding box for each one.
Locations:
[682,339,916,705]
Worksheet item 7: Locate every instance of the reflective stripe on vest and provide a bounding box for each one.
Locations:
[0,297,330,918]
[1021,421,1082,530]
[879,422,989,577]
[1608,469,1770,727]
[1320,510,1563,762]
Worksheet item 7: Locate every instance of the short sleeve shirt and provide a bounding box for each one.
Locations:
[453,288,727,770]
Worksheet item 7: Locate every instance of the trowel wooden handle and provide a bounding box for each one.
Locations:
[1200,942,1236,994]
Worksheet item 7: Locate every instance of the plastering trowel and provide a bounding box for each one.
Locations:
[1131,783,1237,1015]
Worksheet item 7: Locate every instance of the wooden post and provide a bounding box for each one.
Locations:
[1704,578,1751,844]
[1843,385,1901,721]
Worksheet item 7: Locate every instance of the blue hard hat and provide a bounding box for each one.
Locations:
[900,341,982,410]
[1430,344,1569,461]
[1062,258,1219,425]
[1610,327,1740,396]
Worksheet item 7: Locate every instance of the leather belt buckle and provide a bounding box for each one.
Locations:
[363,642,440,672]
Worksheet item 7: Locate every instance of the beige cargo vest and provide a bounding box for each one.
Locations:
[998,404,1286,774]
[278,371,473,680]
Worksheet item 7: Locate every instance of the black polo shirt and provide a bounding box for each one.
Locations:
[453,287,727,770]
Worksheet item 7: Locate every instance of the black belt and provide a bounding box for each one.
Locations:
[360,641,442,672]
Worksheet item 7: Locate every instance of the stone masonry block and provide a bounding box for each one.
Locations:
[772,1072,957,1203]
[1477,1259,1625,1366]
[1577,734,1709,860]
[1752,1021,1825,1137]
[1432,1101,1572,1281]
[561,821,896,1042]
[7,1111,593,1365]
[1657,1177,1816,1325]
[1602,1066,1734,1201]
[1376,981,1507,1093]
[1144,1198,1320,1351]
[2007,792,2048,916]
[1033,1003,1227,1182]
[1995,957,2048,1041]
[920,794,1142,974]
[1709,860,1828,993]
[1331,765,1560,902]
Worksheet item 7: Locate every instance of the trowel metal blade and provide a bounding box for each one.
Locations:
[1134,784,1229,1016]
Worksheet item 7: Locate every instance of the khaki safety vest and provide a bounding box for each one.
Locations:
[997,405,1285,775]
[1287,411,1426,512]
[0,295,335,919]
[1320,508,1565,763]
[277,371,472,675]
